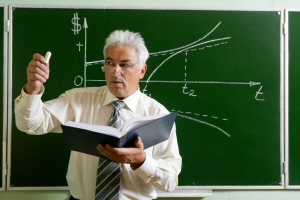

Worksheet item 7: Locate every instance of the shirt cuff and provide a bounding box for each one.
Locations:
[19,85,44,106]
[134,153,158,182]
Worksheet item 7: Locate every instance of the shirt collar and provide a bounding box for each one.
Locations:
[103,87,141,113]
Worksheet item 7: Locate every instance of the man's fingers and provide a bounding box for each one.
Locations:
[135,136,144,149]
[27,61,50,82]
[32,53,49,64]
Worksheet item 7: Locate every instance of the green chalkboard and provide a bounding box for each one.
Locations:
[10,7,283,188]
[288,10,300,187]
[1,5,5,190]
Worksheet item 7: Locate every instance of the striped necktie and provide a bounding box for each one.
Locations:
[96,100,125,200]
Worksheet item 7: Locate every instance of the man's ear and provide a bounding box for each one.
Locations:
[139,64,148,79]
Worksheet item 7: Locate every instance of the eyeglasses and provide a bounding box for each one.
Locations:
[103,59,139,73]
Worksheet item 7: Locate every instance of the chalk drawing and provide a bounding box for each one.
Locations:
[70,13,267,137]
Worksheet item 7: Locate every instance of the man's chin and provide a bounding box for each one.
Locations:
[109,87,126,99]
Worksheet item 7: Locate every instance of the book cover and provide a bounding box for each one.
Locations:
[62,111,178,157]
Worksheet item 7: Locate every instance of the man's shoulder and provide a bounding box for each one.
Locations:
[63,86,109,101]
[65,86,108,95]
[139,92,169,113]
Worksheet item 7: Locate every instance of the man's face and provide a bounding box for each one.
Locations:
[104,45,147,99]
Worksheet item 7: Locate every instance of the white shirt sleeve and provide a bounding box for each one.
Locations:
[134,126,182,192]
[14,88,73,134]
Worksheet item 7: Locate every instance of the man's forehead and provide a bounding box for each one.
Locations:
[106,45,138,61]
[106,57,132,63]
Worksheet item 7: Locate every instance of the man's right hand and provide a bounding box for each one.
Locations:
[25,53,50,95]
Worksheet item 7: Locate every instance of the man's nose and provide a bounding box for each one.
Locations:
[112,65,122,74]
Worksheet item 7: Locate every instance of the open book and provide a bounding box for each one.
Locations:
[62,111,178,158]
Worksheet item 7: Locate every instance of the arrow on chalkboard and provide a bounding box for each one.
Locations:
[83,17,88,87]
[140,80,261,87]
[83,17,88,29]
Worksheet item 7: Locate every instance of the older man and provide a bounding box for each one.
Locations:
[15,30,182,200]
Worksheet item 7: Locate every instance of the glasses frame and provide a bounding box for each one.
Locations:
[103,59,140,73]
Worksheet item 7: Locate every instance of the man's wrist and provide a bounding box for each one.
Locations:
[130,152,146,170]
[24,84,43,95]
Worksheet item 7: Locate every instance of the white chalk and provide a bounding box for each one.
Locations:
[45,51,52,63]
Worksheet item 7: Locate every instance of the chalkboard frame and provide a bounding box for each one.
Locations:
[285,9,300,189]
[7,5,285,194]
[1,4,7,192]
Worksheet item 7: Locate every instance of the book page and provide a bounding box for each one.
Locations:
[63,121,125,138]
[121,113,168,133]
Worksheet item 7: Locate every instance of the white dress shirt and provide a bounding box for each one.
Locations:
[15,86,182,200]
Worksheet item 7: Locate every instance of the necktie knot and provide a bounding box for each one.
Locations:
[111,100,125,112]
[107,100,125,129]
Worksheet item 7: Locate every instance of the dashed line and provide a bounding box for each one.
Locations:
[173,110,229,121]
[177,113,231,137]
[152,41,229,57]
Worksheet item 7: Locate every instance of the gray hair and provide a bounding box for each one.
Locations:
[103,30,149,67]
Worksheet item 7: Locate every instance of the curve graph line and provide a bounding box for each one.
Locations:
[142,22,231,93]
[178,113,231,137]
[145,37,231,84]
[149,21,222,56]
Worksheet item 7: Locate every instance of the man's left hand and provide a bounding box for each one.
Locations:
[97,136,146,170]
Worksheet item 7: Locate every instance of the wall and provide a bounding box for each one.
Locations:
[2,0,300,199]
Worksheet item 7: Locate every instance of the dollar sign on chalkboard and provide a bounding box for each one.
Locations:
[71,12,81,35]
